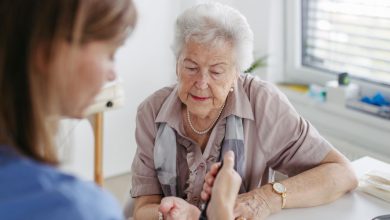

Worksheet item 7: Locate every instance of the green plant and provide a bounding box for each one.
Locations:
[244,55,267,74]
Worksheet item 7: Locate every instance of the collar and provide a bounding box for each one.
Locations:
[155,86,183,130]
[221,75,254,121]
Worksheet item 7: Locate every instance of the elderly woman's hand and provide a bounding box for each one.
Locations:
[159,197,200,220]
[200,162,221,201]
[233,190,272,220]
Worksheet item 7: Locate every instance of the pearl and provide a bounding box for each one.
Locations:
[186,102,226,135]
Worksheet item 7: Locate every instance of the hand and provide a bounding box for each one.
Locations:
[233,190,272,220]
[200,161,221,202]
[201,151,242,220]
[159,196,200,220]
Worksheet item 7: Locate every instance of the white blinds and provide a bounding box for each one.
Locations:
[302,0,390,85]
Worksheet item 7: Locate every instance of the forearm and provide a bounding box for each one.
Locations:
[133,204,160,220]
[259,162,358,213]
[210,210,234,220]
[133,195,162,220]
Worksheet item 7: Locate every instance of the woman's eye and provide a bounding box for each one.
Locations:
[186,67,197,71]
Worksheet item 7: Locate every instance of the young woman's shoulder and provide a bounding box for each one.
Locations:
[0,154,123,220]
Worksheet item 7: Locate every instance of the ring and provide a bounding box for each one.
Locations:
[236,217,247,220]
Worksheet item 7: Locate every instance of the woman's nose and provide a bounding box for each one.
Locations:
[195,72,208,89]
[107,68,117,82]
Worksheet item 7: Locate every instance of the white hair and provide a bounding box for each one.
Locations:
[172,2,254,72]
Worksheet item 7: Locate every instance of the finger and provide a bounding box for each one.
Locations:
[208,162,222,176]
[222,150,235,170]
[166,213,175,220]
[169,209,179,219]
[204,173,216,186]
[233,172,243,186]
[202,182,212,195]
[159,197,175,213]
[201,190,210,201]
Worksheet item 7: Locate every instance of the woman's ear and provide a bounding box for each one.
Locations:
[176,57,182,80]
[176,62,179,77]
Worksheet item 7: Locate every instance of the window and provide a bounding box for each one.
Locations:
[286,0,390,87]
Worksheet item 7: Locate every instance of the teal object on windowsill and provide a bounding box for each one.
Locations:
[307,84,326,102]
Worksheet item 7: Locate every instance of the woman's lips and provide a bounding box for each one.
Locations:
[191,94,209,101]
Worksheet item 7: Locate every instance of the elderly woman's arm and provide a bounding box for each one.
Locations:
[133,195,162,220]
[234,149,358,219]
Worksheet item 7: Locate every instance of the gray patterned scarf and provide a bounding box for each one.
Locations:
[154,115,245,197]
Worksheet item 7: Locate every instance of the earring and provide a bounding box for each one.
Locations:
[230,87,234,92]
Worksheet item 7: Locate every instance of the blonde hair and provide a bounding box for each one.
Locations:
[0,0,137,164]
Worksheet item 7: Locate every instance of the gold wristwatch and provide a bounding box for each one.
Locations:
[271,182,287,209]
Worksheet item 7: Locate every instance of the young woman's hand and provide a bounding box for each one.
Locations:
[201,151,242,220]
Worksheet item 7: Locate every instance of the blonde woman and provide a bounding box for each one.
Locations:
[0,1,136,219]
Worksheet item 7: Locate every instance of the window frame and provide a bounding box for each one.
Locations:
[284,0,390,92]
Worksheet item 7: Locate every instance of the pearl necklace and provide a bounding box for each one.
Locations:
[186,102,226,135]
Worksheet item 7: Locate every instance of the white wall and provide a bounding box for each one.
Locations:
[60,0,180,179]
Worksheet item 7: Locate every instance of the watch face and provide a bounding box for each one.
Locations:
[273,182,286,193]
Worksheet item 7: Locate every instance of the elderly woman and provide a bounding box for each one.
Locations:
[131,3,357,220]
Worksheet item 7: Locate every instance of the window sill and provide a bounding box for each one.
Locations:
[278,85,390,162]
